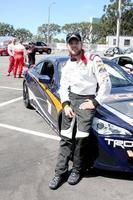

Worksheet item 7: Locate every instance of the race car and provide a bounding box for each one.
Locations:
[23,55,133,173]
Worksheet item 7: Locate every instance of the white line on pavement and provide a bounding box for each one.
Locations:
[0,96,23,107]
[0,123,60,141]
[0,86,22,91]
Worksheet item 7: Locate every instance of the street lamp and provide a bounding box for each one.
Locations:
[47,2,55,44]
[116,0,122,48]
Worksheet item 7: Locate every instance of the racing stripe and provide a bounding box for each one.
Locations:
[30,74,62,113]
[39,81,62,113]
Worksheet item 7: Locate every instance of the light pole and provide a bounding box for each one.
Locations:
[116,0,122,48]
[47,2,55,44]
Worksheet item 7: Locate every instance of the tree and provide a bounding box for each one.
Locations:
[101,0,133,39]
[121,7,133,35]
[14,28,33,41]
[32,35,46,43]
[38,23,61,43]
[0,22,15,36]
[62,22,101,43]
[52,38,65,43]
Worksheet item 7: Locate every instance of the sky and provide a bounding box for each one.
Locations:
[0,0,123,38]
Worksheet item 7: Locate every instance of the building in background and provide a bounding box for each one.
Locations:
[106,35,133,49]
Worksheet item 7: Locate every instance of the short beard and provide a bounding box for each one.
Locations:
[70,49,82,57]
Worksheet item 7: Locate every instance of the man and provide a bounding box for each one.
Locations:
[49,32,111,190]
[27,42,36,67]
[7,38,16,76]
[13,40,26,78]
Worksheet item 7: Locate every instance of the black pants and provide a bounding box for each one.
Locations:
[55,93,96,176]
[28,54,35,66]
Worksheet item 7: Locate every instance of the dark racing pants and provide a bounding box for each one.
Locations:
[55,92,96,176]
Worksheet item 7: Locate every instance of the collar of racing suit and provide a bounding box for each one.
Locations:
[70,49,87,65]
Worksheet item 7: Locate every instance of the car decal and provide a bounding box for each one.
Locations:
[104,138,133,149]
[28,86,54,123]
[30,74,62,113]
[38,81,62,113]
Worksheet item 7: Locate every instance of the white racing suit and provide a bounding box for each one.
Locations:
[55,52,111,176]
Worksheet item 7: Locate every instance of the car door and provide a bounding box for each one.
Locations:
[29,61,49,116]
[30,60,60,128]
[39,60,61,128]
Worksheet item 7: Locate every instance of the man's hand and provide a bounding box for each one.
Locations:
[64,105,75,118]
[79,100,95,110]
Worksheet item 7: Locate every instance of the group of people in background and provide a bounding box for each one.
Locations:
[7,38,36,78]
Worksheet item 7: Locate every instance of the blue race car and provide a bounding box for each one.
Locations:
[23,56,133,173]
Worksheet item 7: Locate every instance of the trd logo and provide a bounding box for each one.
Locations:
[105,138,133,149]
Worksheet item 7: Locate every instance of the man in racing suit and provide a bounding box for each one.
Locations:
[49,33,111,190]
[13,41,26,78]
[7,38,16,76]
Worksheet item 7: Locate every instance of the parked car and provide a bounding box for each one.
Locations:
[110,54,133,75]
[23,56,133,173]
[24,41,52,54]
[0,46,8,56]
[104,47,124,57]
[124,47,133,54]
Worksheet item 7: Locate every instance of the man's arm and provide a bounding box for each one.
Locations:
[93,56,111,104]
[58,61,75,117]
[58,61,71,105]
[8,45,14,56]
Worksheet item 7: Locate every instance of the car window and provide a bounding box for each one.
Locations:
[40,61,54,81]
[33,62,44,74]
[58,60,67,81]
[105,63,133,87]
[108,48,113,51]
[112,57,119,64]
[41,42,46,46]
[118,57,133,66]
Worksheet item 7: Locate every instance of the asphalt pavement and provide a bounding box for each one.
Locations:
[0,55,132,200]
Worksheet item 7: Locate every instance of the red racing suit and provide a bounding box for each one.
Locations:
[7,43,15,74]
[13,43,26,77]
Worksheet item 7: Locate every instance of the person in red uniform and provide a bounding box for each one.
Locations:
[7,38,16,76]
[13,40,26,78]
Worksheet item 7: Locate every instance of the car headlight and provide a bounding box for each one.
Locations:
[92,117,132,136]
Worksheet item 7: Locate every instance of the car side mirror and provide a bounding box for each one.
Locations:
[38,75,51,83]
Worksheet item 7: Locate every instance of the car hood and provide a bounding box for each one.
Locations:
[102,90,133,127]
[106,100,133,120]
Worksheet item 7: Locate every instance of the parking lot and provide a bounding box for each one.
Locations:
[0,55,133,200]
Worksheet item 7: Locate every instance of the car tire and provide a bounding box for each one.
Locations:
[39,52,43,54]
[23,81,33,109]
[47,49,51,54]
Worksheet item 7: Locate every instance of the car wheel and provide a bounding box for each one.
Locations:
[39,52,43,54]
[47,49,51,54]
[23,82,33,109]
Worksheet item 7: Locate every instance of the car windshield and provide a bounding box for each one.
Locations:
[103,59,133,87]
[58,59,68,80]
[58,58,133,88]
